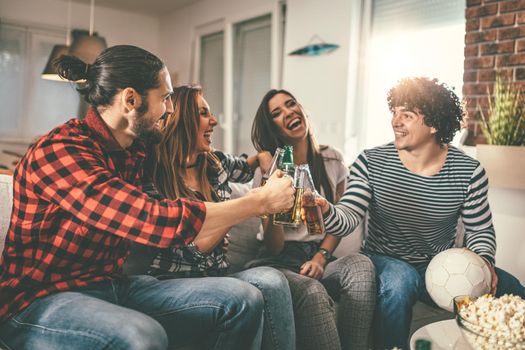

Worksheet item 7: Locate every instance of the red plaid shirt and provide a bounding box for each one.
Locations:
[0,109,206,322]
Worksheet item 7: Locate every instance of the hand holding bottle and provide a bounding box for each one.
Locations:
[256,170,295,215]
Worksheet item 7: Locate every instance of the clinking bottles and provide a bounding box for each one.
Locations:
[273,161,306,227]
[302,189,325,235]
[272,146,300,226]
[260,147,284,187]
[301,165,325,235]
[259,147,284,219]
[279,145,295,177]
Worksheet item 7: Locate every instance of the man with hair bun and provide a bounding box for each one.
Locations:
[0,45,295,350]
[317,77,525,349]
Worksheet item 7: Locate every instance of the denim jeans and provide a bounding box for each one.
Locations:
[232,267,296,350]
[369,254,525,350]
[0,275,264,350]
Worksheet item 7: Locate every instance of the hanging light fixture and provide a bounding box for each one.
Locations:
[288,35,339,56]
[41,0,72,81]
[69,0,107,64]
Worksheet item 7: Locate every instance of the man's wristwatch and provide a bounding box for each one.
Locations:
[318,248,332,261]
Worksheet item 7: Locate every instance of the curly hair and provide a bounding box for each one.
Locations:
[387,77,465,145]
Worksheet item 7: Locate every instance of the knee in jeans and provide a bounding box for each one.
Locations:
[379,272,420,303]
[112,316,168,350]
[253,267,289,291]
[232,282,265,315]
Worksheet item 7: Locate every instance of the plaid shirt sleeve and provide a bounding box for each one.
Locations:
[214,151,254,183]
[28,136,206,248]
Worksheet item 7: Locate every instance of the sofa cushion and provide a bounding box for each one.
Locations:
[0,174,13,254]
[226,182,263,273]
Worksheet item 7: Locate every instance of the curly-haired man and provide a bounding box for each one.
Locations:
[318,77,525,349]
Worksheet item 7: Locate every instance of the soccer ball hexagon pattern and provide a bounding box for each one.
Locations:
[425,248,491,311]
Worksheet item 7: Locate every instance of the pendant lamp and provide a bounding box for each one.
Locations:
[69,0,107,64]
[288,35,339,56]
[41,0,72,81]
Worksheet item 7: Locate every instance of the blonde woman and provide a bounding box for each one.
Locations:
[145,85,296,350]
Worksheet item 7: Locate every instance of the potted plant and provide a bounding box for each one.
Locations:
[476,73,525,189]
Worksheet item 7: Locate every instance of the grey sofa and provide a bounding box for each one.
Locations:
[0,175,452,348]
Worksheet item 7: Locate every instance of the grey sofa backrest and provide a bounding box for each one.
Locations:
[0,174,13,254]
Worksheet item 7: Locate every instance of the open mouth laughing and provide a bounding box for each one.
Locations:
[204,129,213,143]
[286,117,302,131]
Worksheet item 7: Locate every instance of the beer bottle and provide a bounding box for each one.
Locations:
[260,147,284,187]
[259,147,283,219]
[279,145,295,177]
[415,339,432,350]
[301,165,325,234]
[273,150,303,227]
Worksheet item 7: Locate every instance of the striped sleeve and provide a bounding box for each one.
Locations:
[461,164,496,265]
[323,152,372,237]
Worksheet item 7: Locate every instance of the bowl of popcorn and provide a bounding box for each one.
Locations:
[454,294,525,350]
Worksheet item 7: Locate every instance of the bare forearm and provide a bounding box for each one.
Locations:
[246,154,259,170]
[193,226,231,253]
[199,193,264,241]
[319,234,341,255]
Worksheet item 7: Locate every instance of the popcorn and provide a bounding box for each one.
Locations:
[457,294,525,349]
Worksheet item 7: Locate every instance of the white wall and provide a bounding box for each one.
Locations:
[158,0,275,84]
[281,0,354,153]
[0,0,161,54]
[159,0,357,153]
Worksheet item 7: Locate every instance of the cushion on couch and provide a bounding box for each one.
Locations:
[0,174,13,254]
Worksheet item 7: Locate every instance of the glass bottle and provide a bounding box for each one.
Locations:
[302,189,325,235]
[302,165,325,234]
[260,147,284,187]
[415,339,432,350]
[259,147,283,219]
[279,145,295,177]
[272,163,307,227]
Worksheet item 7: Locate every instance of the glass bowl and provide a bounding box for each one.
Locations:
[454,295,525,350]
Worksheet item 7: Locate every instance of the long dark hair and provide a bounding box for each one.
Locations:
[54,45,165,109]
[251,89,335,203]
[153,85,219,201]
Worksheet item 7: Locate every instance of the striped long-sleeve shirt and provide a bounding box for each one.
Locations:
[324,143,496,266]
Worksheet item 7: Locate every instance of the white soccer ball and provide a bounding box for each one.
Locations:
[425,248,492,312]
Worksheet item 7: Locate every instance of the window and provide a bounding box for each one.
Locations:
[359,0,465,149]
[200,31,225,150]
[194,4,283,156]
[232,14,272,154]
[0,23,80,143]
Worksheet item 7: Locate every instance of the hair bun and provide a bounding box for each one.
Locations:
[54,55,89,82]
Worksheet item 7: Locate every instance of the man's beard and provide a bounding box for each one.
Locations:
[133,100,163,144]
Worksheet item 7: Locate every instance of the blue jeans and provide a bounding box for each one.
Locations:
[369,254,525,350]
[232,267,296,350]
[0,275,264,350]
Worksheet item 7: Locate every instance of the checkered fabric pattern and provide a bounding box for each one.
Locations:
[0,108,206,322]
[147,151,253,277]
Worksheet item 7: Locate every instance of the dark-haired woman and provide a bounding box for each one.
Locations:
[247,90,376,350]
[145,85,296,350]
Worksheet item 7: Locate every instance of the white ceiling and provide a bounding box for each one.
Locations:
[68,0,202,17]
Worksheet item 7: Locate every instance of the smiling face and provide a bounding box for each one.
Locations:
[131,67,174,142]
[195,94,218,154]
[391,106,437,151]
[268,93,309,144]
